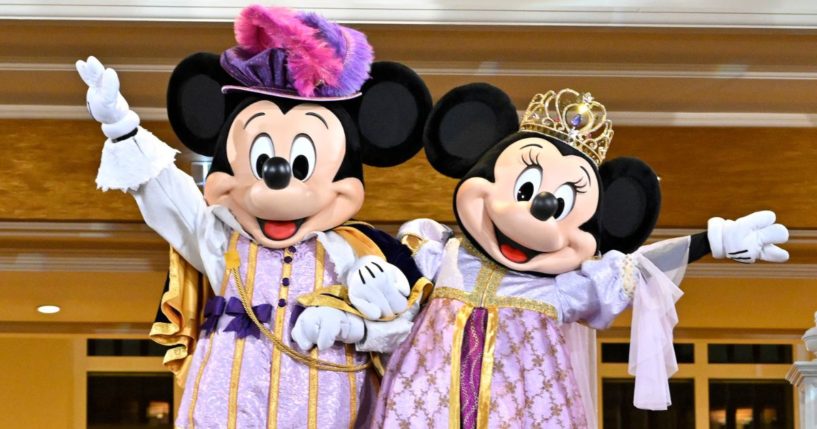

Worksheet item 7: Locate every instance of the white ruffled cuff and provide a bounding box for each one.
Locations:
[357,301,419,353]
[707,217,726,259]
[95,127,178,192]
[101,110,140,140]
[397,218,453,244]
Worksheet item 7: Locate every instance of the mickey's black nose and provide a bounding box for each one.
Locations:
[530,192,559,221]
[262,157,291,190]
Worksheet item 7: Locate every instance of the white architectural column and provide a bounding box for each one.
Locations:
[787,311,817,429]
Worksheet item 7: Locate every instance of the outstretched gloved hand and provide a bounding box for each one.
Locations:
[76,56,139,139]
[708,210,789,263]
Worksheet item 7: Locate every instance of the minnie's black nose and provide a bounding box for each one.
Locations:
[530,191,558,221]
[262,156,291,190]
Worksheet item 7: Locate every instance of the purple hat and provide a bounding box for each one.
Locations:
[219,5,374,100]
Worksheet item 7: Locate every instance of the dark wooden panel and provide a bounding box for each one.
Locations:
[2,119,816,230]
[0,119,178,222]
[611,127,817,228]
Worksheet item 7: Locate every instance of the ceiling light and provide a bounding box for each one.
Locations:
[37,305,60,314]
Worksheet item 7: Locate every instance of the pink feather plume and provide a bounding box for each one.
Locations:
[234,5,342,96]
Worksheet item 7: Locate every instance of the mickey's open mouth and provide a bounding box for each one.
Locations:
[494,224,541,264]
[257,218,306,241]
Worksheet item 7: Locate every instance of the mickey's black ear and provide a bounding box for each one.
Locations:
[356,61,432,167]
[598,157,661,254]
[423,83,519,178]
[167,52,237,156]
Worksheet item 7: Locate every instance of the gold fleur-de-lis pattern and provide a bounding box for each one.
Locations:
[487,308,587,428]
[373,298,463,427]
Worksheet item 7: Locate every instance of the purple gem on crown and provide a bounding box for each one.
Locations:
[571,114,582,127]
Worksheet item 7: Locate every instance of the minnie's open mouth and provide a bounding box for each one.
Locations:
[494,224,541,264]
[257,218,306,241]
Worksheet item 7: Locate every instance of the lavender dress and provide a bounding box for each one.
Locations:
[372,219,691,428]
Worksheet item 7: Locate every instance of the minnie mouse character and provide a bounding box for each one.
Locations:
[372,84,790,428]
[77,6,431,428]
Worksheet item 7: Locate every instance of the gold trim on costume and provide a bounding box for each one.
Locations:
[227,241,258,429]
[333,225,386,260]
[297,277,433,322]
[150,249,211,383]
[621,254,636,298]
[346,345,357,429]
[491,296,558,319]
[268,245,295,429]
[448,305,474,429]
[370,353,386,376]
[430,287,558,319]
[188,233,239,427]
[400,233,427,255]
[307,243,325,429]
[476,307,499,429]
[429,238,560,319]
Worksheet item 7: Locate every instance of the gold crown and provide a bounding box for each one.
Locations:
[519,89,613,165]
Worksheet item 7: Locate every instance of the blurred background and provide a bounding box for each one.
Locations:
[1,1,816,428]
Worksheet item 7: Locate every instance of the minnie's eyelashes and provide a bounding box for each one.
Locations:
[519,152,589,195]
[569,177,589,194]
[521,149,542,168]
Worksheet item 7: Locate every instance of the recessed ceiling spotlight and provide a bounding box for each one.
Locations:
[37,305,61,314]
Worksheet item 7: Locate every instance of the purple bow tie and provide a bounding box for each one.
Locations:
[224,297,273,339]
[201,296,226,336]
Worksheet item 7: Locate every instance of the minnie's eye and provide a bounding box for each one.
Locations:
[553,183,577,220]
[290,134,316,181]
[250,133,274,179]
[514,167,542,202]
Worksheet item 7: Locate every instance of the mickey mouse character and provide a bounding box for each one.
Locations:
[372,84,790,428]
[77,6,431,428]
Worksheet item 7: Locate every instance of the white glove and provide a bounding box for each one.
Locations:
[346,255,410,320]
[291,307,365,351]
[76,56,139,139]
[708,210,789,263]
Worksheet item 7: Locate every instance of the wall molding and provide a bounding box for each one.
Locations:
[1,221,815,278]
[3,1,817,28]
[3,104,817,128]
[6,61,817,81]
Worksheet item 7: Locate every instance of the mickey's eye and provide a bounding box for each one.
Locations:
[290,134,316,181]
[250,133,274,179]
[553,183,577,221]
[514,167,542,202]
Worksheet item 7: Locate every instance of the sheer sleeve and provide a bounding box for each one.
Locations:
[556,250,638,329]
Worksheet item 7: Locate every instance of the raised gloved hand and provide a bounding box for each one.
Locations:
[76,56,139,139]
[708,210,789,263]
[291,307,365,351]
[346,255,410,319]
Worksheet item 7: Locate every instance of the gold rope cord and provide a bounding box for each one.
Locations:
[231,262,370,373]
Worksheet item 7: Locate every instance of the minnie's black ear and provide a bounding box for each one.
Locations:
[167,52,238,156]
[598,157,661,254]
[355,61,432,167]
[423,83,519,178]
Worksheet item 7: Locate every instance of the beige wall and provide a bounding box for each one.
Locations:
[0,337,75,429]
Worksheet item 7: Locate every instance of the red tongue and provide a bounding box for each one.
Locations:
[262,221,297,240]
[500,243,529,264]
